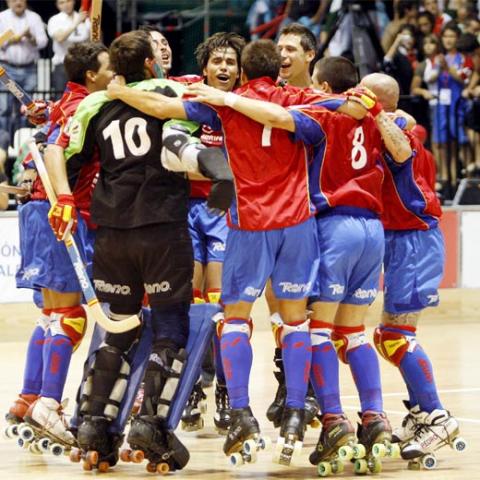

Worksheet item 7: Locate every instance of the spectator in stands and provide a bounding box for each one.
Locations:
[278,0,327,38]
[383,23,419,94]
[423,0,453,35]
[0,0,48,135]
[381,0,419,52]
[47,0,90,94]
[464,15,480,40]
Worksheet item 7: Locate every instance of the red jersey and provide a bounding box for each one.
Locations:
[381,131,441,230]
[183,77,327,230]
[290,106,384,215]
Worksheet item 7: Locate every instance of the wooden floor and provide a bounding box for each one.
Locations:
[0,289,479,479]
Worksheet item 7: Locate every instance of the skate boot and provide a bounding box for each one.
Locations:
[401,409,466,470]
[309,413,357,476]
[224,406,269,467]
[126,415,189,474]
[305,383,321,429]
[21,397,76,456]
[213,383,231,434]
[70,416,122,472]
[273,407,305,466]
[266,368,286,428]
[4,393,38,439]
[181,382,207,431]
[131,382,144,418]
[392,400,427,444]
[354,411,400,475]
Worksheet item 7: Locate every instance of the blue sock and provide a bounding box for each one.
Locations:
[21,315,49,395]
[400,369,418,407]
[220,318,252,409]
[310,320,342,414]
[213,334,226,385]
[282,321,312,409]
[41,331,73,402]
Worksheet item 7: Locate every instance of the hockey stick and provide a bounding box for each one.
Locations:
[0,65,35,110]
[0,184,29,195]
[27,140,141,334]
[90,0,103,42]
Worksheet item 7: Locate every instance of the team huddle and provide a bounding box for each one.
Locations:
[3,21,467,476]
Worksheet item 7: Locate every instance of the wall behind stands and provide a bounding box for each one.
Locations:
[1,208,480,303]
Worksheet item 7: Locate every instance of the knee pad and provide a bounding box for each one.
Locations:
[332,325,367,364]
[310,319,334,347]
[49,305,87,351]
[216,315,253,339]
[373,323,417,366]
[151,302,190,348]
[271,315,310,347]
[80,344,131,420]
[193,288,206,304]
[205,288,221,304]
[36,308,52,332]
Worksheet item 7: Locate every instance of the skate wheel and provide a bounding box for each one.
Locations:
[86,450,99,466]
[17,437,30,449]
[28,442,42,455]
[69,448,82,463]
[157,462,170,475]
[339,445,354,461]
[230,452,244,467]
[369,458,382,474]
[50,443,64,457]
[98,461,110,472]
[352,443,366,459]
[131,449,144,463]
[146,462,157,473]
[332,460,344,474]
[388,442,401,458]
[291,440,303,466]
[422,454,437,470]
[120,449,132,462]
[20,425,34,441]
[260,436,271,451]
[243,439,257,454]
[408,460,421,470]
[354,458,368,475]
[39,437,50,452]
[372,443,386,458]
[453,437,467,452]
[5,424,19,439]
[317,461,332,477]
[83,460,93,471]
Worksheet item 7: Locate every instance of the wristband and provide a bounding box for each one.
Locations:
[370,101,384,118]
[224,92,239,108]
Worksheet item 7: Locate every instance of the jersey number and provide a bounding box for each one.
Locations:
[351,126,367,170]
[102,118,152,159]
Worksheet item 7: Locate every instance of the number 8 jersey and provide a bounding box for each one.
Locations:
[290,106,384,216]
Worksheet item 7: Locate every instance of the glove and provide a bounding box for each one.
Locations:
[15,179,33,205]
[48,194,78,241]
[21,100,49,126]
[346,86,383,117]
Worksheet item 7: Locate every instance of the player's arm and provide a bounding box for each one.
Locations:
[187,82,296,131]
[107,82,187,120]
[44,144,71,195]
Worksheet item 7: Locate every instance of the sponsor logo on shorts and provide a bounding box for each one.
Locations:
[244,286,261,297]
[427,294,439,304]
[278,281,312,294]
[353,288,377,300]
[94,279,131,295]
[212,242,225,252]
[144,281,171,294]
[22,267,40,280]
[329,283,345,295]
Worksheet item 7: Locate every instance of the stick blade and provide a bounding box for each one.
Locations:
[89,302,141,333]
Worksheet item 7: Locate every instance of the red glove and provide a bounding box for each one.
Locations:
[21,100,49,126]
[48,194,78,241]
[346,86,383,117]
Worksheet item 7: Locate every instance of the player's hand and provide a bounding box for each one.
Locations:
[346,86,383,117]
[48,194,78,241]
[107,76,126,99]
[186,83,227,106]
[21,100,49,126]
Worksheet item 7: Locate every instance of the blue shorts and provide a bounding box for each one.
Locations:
[221,217,319,304]
[188,199,228,264]
[310,213,384,305]
[430,101,468,144]
[383,227,444,314]
[16,201,94,293]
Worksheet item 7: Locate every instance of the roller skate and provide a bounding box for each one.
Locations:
[273,407,304,467]
[70,416,122,472]
[305,383,321,429]
[224,406,270,467]
[266,369,286,428]
[392,401,427,444]
[213,383,231,434]
[181,382,207,431]
[353,411,400,475]
[401,409,466,470]
[310,413,357,477]
[124,415,189,474]
[4,393,38,440]
[20,397,76,456]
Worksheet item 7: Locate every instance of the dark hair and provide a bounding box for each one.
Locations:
[64,42,108,85]
[279,22,317,52]
[313,56,358,94]
[398,23,417,37]
[109,30,154,83]
[195,32,246,72]
[397,0,419,18]
[139,24,162,34]
[241,39,281,81]
[441,21,462,38]
[417,11,435,28]
[457,32,480,54]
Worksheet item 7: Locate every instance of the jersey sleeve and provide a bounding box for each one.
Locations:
[66,115,97,174]
[183,101,222,131]
[289,107,328,145]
